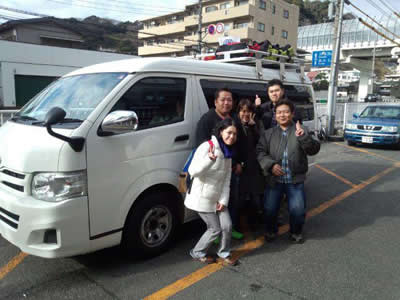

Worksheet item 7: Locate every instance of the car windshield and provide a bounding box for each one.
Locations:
[359,106,400,119]
[15,73,128,126]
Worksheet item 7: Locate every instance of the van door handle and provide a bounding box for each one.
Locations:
[175,134,189,142]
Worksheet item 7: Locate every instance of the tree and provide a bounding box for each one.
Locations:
[374,60,392,80]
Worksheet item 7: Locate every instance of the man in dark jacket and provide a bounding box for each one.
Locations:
[255,79,302,130]
[196,88,246,240]
[255,79,303,225]
[256,99,320,243]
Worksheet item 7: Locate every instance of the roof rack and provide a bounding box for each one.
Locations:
[185,48,307,83]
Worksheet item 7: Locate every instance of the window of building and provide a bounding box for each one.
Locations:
[235,0,248,7]
[147,40,154,46]
[272,3,276,14]
[282,30,288,39]
[233,22,248,29]
[205,5,218,13]
[259,0,266,9]
[220,2,231,9]
[224,24,231,31]
[258,22,265,32]
[110,77,186,130]
[271,25,275,35]
[283,10,289,18]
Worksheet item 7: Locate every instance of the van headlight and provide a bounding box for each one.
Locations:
[382,126,398,133]
[345,123,357,130]
[32,171,87,202]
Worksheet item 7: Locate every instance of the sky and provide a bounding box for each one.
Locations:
[0,0,400,24]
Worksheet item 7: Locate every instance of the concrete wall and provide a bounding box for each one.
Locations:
[0,40,136,107]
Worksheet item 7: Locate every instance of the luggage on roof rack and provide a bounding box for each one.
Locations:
[194,47,306,83]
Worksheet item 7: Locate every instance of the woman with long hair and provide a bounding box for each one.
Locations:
[184,118,238,266]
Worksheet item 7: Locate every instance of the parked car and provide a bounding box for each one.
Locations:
[364,93,382,102]
[344,105,400,148]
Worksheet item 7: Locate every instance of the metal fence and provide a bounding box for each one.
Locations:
[0,110,19,126]
[315,102,400,133]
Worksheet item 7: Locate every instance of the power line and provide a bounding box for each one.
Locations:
[46,0,178,18]
[344,0,400,40]
[362,0,391,18]
[376,0,400,19]
[0,5,50,18]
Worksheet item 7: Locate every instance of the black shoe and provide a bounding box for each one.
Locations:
[264,232,277,242]
[289,233,304,244]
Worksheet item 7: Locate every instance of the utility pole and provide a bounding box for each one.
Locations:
[370,44,376,93]
[197,0,203,54]
[327,0,344,136]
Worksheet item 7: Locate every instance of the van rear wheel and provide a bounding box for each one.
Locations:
[122,193,178,257]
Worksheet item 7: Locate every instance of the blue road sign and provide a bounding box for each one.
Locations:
[312,50,332,67]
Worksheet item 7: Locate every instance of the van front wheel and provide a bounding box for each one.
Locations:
[122,193,178,257]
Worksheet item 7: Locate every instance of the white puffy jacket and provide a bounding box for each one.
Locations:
[184,136,232,213]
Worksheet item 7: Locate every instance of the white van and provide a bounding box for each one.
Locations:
[0,57,316,258]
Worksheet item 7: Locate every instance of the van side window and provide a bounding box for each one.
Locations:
[111,77,186,130]
[199,79,267,109]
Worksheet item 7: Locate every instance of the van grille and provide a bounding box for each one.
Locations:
[1,169,25,179]
[0,168,28,194]
[2,181,24,192]
[0,206,19,229]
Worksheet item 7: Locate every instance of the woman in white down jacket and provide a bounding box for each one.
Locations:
[185,118,238,266]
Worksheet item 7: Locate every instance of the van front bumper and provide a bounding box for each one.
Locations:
[344,130,400,145]
[0,187,90,258]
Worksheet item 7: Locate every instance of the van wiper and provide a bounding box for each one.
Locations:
[58,118,83,123]
[11,115,37,121]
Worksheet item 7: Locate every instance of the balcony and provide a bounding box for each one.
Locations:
[139,22,185,39]
[202,4,254,24]
[138,44,185,56]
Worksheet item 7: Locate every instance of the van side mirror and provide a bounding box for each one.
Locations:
[45,107,66,125]
[45,107,85,152]
[352,113,359,119]
[99,110,139,136]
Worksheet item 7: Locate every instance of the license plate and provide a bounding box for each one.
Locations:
[362,136,373,143]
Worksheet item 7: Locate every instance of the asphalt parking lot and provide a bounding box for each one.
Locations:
[1,142,400,300]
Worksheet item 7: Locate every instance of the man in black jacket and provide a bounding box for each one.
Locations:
[195,88,245,240]
[255,79,302,130]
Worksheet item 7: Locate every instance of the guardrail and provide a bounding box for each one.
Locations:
[0,110,19,126]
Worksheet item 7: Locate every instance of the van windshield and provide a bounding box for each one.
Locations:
[15,73,128,126]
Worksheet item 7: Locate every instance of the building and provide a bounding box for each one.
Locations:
[0,17,85,49]
[138,0,299,57]
[0,17,143,55]
[0,40,136,108]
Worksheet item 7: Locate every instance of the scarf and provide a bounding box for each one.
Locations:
[217,137,233,159]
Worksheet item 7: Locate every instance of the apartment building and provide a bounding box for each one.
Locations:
[138,0,299,57]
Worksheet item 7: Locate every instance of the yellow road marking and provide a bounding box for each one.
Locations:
[0,252,27,280]
[144,164,397,300]
[334,142,399,163]
[315,164,357,187]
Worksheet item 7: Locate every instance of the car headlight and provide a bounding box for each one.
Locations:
[345,123,357,130]
[32,171,87,202]
[382,126,398,133]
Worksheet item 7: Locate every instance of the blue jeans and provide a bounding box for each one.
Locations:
[264,182,306,235]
